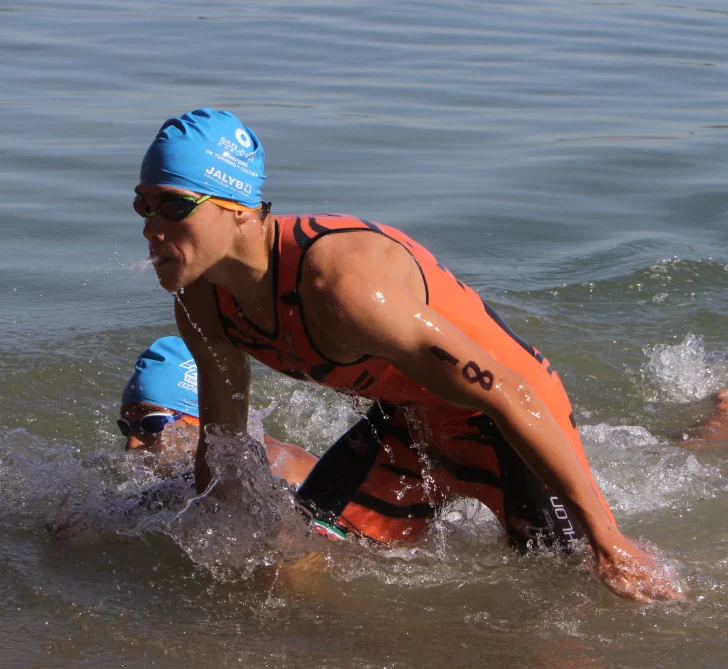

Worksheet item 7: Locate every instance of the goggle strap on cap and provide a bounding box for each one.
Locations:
[208,197,262,213]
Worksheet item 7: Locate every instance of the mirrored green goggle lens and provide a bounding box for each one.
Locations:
[133,195,210,221]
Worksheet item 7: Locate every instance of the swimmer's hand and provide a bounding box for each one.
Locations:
[592,533,685,603]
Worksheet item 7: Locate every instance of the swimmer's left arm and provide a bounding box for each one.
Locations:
[309,262,617,536]
[301,246,616,536]
[301,243,682,602]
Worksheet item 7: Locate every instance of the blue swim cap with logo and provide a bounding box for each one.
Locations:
[139,108,266,209]
[122,337,199,417]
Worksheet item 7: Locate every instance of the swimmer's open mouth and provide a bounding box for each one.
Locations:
[150,255,174,268]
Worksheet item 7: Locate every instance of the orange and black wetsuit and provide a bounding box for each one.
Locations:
[214,214,614,550]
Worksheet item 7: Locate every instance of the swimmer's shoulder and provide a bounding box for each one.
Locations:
[301,225,426,310]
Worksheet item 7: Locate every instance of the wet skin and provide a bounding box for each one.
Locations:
[139,182,684,602]
[137,184,264,295]
[120,402,197,477]
[681,388,728,451]
[121,402,197,453]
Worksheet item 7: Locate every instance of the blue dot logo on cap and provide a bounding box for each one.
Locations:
[235,128,252,148]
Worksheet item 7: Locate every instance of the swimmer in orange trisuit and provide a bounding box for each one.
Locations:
[134,108,684,602]
[120,336,318,487]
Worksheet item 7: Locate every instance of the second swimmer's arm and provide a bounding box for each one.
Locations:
[175,278,251,493]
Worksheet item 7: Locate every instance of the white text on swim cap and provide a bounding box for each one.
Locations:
[178,359,198,394]
[204,167,253,195]
[218,135,255,159]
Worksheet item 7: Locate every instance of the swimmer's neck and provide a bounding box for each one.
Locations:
[203,214,276,300]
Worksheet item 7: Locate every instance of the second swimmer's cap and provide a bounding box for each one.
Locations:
[122,337,199,417]
[139,108,265,209]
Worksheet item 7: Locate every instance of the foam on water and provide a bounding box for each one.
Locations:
[1,336,725,604]
[582,423,725,516]
[0,400,308,549]
[579,331,728,519]
[0,425,184,543]
[1,403,718,585]
[259,379,363,453]
[638,333,728,404]
[166,427,314,580]
[0,427,100,527]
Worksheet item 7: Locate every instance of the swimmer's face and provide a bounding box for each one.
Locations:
[136,185,238,292]
[119,401,198,476]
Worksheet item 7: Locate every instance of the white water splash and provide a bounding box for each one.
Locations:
[271,385,360,451]
[581,423,658,450]
[166,427,313,580]
[639,333,727,403]
[580,423,725,516]
[247,401,277,445]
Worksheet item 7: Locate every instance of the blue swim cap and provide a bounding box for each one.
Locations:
[139,108,266,209]
[122,337,199,417]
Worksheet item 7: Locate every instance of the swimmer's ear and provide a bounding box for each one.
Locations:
[232,209,248,224]
[232,201,272,225]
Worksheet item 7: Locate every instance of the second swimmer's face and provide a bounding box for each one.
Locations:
[120,402,197,477]
[137,184,236,292]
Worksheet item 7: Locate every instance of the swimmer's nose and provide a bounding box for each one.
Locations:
[143,217,164,241]
[126,435,145,451]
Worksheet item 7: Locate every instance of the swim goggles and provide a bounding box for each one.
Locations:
[133,194,262,221]
[117,411,184,437]
[133,194,212,221]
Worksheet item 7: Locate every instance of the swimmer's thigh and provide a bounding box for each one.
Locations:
[296,405,439,542]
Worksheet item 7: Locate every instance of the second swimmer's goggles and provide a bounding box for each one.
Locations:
[133,193,262,221]
[117,411,184,436]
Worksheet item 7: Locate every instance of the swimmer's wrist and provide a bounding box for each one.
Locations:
[585,523,628,559]
[573,505,622,551]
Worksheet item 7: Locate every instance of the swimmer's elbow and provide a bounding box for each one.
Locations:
[483,373,538,425]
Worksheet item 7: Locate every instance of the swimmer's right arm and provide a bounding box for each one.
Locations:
[175,278,251,493]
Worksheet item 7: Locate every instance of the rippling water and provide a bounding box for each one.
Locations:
[1,1,727,667]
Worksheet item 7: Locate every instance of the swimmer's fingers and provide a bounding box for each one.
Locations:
[593,548,686,603]
[603,571,684,603]
[597,572,653,603]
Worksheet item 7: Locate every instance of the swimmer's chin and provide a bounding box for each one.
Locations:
[158,276,190,294]
[153,269,183,293]
[150,256,209,293]
[150,258,187,292]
